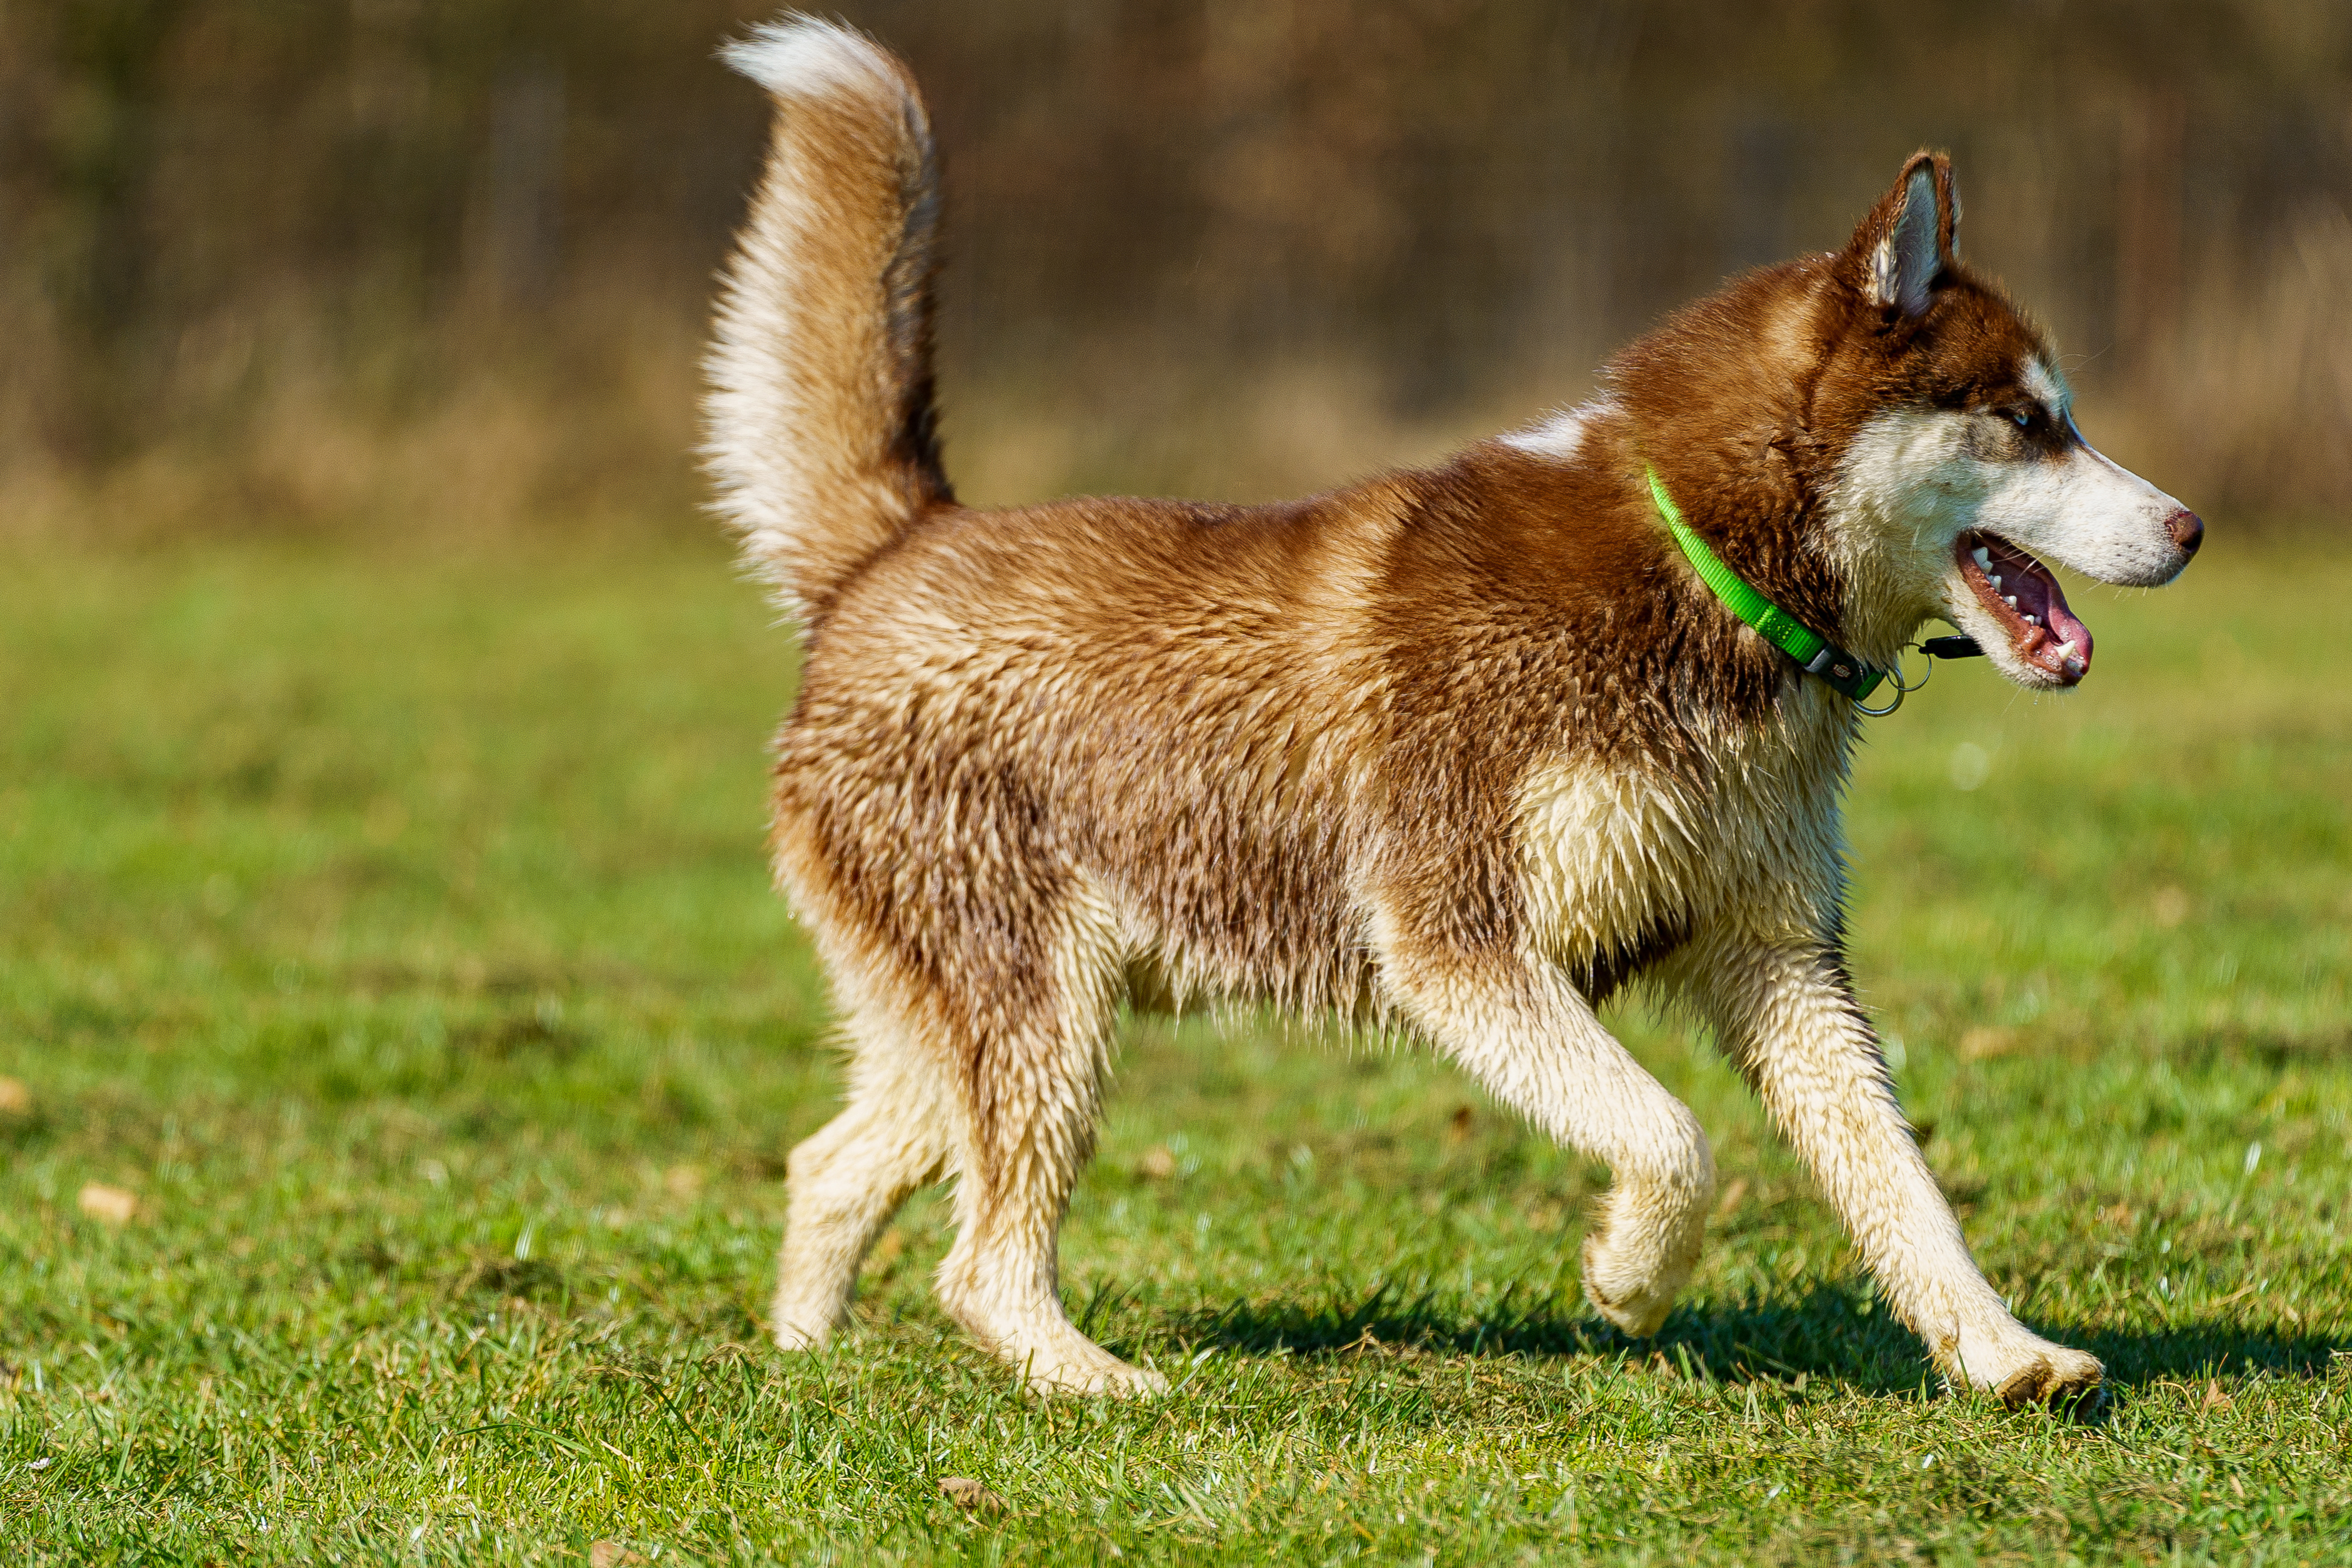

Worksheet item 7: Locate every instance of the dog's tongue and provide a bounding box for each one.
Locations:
[1988,541,2093,680]
[2038,580,2091,664]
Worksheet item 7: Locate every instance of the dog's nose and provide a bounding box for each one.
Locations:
[2164,508,2204,556]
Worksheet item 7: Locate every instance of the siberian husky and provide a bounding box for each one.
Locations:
[703,17,2202,1402]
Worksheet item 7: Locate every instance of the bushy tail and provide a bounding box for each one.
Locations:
[704,17,950,623]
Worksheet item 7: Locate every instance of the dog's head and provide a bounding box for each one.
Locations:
[1814,153,2203,689]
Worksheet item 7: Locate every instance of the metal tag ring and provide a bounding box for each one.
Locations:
[1854,644,1936,717]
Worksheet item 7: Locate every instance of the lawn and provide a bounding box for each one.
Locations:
[2,528,2348,1564]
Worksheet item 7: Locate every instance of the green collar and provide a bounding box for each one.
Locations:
[1645,467,1886,703]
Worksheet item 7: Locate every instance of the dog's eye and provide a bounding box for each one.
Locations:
[2009,408,2032,429]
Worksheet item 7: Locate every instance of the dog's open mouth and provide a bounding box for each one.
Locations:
[1956,532,2092,683]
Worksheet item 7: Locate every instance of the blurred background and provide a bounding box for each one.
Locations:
[3,0,2350,541]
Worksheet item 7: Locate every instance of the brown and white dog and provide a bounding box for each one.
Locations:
[703,18,2202,1402]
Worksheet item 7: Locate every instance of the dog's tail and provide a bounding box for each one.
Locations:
[704,17,950,624]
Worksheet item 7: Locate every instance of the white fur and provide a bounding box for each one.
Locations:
[777,860,1168,1395]
[1516,712,1845,967]
[933,876,1167,1395]
[1501,400,1610,460]
[1681,934,2102,1398]
[1372,919,1714,1338]
[1973,435,2190,585]
[721,17,900,103]
[1495,718,2093,1396]
[704,16,933,621]
[1826,396,2194,683]
[1868,167,1942,316]
[703,177,821,613]
[2020,357,2067,413]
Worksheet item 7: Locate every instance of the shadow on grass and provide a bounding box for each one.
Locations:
[2081,1321,2345,1387]
[1169,1281,2344,1398]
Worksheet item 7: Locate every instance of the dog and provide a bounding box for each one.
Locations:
[703,17,2202,1402]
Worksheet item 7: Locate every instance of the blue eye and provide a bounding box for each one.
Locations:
[2010,409,2032,429]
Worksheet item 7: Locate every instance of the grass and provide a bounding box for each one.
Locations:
[2,528,2348,1564]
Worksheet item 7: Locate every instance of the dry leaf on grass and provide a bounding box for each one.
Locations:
[78,1184,138,1224]
[938,1476,1006,1515]
[1134,1146,1176,1180]
[0,1077,31,1116]
[1714,1176,1750,1216]
[588,1541,647,1568]
[1958,1026,2021,1062]
[868,1227,908,1269]
[2203,1378,2234,1412]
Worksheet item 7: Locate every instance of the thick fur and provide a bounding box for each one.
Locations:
[706,21,2200,1403]
[705,19,949,620]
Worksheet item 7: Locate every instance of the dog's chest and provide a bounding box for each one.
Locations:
[1512,717,1847,964]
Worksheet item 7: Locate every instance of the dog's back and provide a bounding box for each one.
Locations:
[774,415,1841,1004]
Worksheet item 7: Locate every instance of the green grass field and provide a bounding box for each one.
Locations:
[3,531,2348,1564]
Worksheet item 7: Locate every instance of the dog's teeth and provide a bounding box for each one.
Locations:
[2025,613,2039,626]
[2057,639,2081,662]
[1972,546,1991,569]
[1989,574,2003,591]
[2004,595,2018,610]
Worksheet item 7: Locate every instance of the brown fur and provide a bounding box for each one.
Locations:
[706,22,2195,1402]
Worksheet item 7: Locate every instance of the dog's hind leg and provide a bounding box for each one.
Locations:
[932,888,1167,1396]
[1378,939,1716,1337]
[772,1003,955,1352]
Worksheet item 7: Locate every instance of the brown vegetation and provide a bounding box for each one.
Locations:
[3,1,2348,541]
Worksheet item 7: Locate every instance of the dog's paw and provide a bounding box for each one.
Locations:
[1031,1358,1170,1399]
[1006,1335,1170,1398]
[1941,1327,2103,1409]
[952,1300,1172,1397]
[1992,1345,2104,1411]
[1580,1232,1679,1337]
[771,1309,837,1352]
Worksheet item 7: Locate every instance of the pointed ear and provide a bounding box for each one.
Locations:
[1849,151,1959,317]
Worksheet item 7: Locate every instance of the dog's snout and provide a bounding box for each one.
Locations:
[2164,508,2204,557]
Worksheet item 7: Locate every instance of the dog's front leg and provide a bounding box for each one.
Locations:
[1689,933,2102,1404]
[1379,943,1714,1336]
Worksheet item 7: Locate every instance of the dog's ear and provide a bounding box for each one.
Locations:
[1848,151,1959,318]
